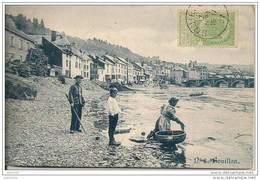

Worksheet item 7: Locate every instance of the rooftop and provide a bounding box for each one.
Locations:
[5,16,35,43]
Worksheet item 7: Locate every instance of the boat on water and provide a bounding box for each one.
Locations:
[189,92,204,97]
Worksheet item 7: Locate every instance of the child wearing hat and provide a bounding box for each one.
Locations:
[107,87,121,146]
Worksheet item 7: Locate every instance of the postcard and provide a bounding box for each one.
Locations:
[4,3,256,173]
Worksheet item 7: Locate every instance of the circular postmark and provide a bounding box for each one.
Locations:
[185,5,229,39]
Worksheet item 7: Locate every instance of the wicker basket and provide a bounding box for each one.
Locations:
[155,130,186,145]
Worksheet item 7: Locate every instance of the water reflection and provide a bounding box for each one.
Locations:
[159,144,187,168]
[90,86,254,168]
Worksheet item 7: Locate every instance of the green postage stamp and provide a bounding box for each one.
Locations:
[178,6,237,47]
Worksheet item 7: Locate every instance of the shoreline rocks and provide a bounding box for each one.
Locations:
[5,74,188,168]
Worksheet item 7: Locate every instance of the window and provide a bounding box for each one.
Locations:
[19,39,23,50]
[79,63,81,69]
[75,62,78,68]
[10,53,15,59]
[69,61,71,68]
[10,36,14,47]
[20,55,22,61]
[87,65,89,70]
[87,72,89,78]
[84,72,87,77]
[84,65,87,70]
[27,42,29,51]
[66,60,69,67]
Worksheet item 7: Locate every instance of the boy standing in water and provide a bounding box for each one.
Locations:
[107,87,121,146]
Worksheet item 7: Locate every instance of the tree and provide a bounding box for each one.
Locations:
[25,19,34,34]
[39,19,45,29]
[14,14,26,30]
[33,18,39,29]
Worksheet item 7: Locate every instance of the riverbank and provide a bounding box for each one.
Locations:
[5,74,176,168]
[5,74,254,169]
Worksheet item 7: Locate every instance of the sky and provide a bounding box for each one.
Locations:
[5,5,255,65]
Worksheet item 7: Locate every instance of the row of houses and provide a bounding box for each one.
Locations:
[5,16,155,84]
[6,15,247,86]
[41,31,156,84]
[169,61,250,85]
[169,61,209,85]
[3,20,211,86]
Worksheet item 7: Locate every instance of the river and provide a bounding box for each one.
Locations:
[5,76,255,169]
[113,85,254,168]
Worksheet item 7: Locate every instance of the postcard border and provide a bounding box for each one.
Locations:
[1,1,259,178]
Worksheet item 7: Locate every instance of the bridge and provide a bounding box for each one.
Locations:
[185,77,254,88]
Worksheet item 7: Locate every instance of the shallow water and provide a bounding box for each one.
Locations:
[112,86,254,168]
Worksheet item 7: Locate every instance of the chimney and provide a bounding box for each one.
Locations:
[51,31,57,42]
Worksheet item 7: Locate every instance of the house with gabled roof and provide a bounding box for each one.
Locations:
[216,66,243,78]
[42,31,84,78]
[116,56,128,84]
[132,62,146,84]
[102,54,116,82]
[170,66,189,85]
[5,16,36,62]
[188,60,208,79]
[125,58,134,84]
[28,35,46,48]
[81,52,93,80]
[91,55,109,82]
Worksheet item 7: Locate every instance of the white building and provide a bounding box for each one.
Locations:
[102,55,116,82]
[81,53,92,80]
[116,57,128,84]
[170,66,188,85]
[126,59,134,84]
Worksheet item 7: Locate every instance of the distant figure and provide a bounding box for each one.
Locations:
[68,75,85,134]
[107,87,121,146]
[147,97,185,139]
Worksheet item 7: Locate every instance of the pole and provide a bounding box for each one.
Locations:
[65,94,86,134]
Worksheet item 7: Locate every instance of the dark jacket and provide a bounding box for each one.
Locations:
[68,84,85,105]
